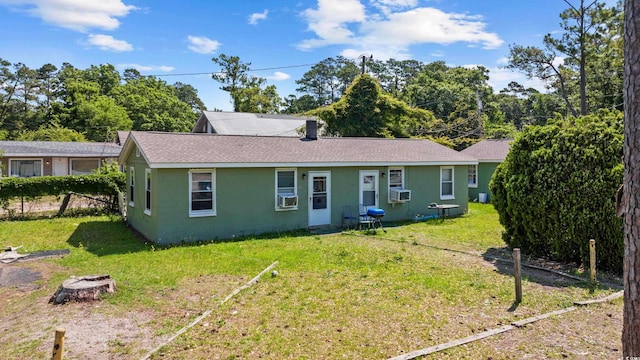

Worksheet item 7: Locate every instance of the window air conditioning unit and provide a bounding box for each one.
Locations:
[390,189,411,202]
[278,194,298,208]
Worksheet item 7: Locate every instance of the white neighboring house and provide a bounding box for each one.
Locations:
[192,111,320,137]
[0,141,122,178]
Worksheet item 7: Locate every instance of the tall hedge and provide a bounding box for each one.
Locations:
[490,110,624,273]
[0,172,126,200]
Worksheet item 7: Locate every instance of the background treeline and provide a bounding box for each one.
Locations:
[0,1,622,148]
[0,62,206,142]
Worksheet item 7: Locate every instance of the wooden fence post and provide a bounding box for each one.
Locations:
[51,328,65,360]
[514,248,522,303]
[589,239,596,283]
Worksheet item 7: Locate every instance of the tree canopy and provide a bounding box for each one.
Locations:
[0,60,204,141]
[311,74,437,138]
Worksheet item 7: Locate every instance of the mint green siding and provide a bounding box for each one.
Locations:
[468,162,499,202]
[124,145,469,244]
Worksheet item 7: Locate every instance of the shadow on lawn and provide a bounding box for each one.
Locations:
[67,220,151,256]
[66,220,323,257]
[482,247,621,296]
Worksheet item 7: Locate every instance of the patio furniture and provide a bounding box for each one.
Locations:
[427,203,460,221]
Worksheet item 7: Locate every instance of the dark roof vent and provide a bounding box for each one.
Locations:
[305,120,317,140]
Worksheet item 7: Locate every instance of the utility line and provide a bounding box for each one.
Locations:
[148,63,317,78]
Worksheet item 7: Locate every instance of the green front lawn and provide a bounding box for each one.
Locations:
[0,204,620,359]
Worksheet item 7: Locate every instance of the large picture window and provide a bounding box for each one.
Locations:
[275,168,297,210]
[190,170,216,217]
[70,159,100,175]
[440,166,455,200]
[468,165,478,188]
[10,159,42,178]
[144,169,151,215]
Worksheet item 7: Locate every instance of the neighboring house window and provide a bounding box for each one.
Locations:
[275,168,297,210]
[440,166,455,200]
[388,167,404,202]
[468,165,478,188]
[190,170,216,217]
[144,169,151,215]
[70,158,100,175]
[10,159,42,178]
[129,167,135,206]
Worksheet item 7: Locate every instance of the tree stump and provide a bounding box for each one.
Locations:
[49,275,116,304]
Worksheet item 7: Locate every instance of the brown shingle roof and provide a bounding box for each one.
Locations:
[460,139,512,162]
[121,131,476,168]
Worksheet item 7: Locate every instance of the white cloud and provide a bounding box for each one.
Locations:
[86,34,132,52]
[371,0,417,16]
[266,71,290,81]
[248,9,268,25]
[298,1,503,58]
[0,0,136,32]
[486,67,549,93]
[496,56,509,65]
[116,64,174,72]
[187,35,221,54]
[298,0,366,50]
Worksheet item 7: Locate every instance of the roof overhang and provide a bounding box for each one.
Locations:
[147,160,478,169]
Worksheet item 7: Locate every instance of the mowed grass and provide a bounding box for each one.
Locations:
[0,204,620,359]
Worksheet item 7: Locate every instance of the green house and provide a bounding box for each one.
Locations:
[460,139,512,203]
[119,126,476,244]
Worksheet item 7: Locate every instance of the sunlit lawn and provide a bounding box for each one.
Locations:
[0,204,619,359]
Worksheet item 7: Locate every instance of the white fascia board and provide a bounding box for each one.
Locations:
[149,160,479,169]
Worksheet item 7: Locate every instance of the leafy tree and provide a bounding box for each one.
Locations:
[16,124,86,142]
[507,1,622,116]
[113,76,195,132]
[35,63,59,124]
[79,96,132,142]
[233,77,282,113]
[369,58,424,96]
[295,57,359,107]
[490,110,623,272]
[312,74,436,137]
[282,94,320,114]
[173,82,207,113]
[211,54,251,111]
[84,64,121,96]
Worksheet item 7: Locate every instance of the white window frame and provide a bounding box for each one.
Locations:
[144,168,151,216]
[129,167,135,207]
[9,158,43,178]
[468,164,478,188]
[387,167,405,203]
[440,166,455,200]
[69,158,100,175]
[275,168,298,211]
[189,169,216,217]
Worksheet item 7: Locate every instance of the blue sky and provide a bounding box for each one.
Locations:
[0,0,619,111]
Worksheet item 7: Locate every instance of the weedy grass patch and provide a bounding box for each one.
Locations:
[0,203,621,359]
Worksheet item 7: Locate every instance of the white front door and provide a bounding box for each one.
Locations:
[52,158,68,176]
[359,170,379,210]
[308,171,331,227]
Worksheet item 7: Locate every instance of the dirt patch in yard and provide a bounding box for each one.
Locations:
[0,260,253,359]
[0,248,625,359]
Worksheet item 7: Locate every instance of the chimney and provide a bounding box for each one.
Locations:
[305,120,317,140]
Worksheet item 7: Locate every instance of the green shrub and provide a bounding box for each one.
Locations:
[490,109,624,273]
[0,172,125,200]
